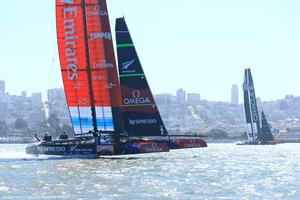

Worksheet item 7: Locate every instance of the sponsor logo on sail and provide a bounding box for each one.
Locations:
[129,119,157,125]
[249,91,258,122]
[90,32,112,40]
[87,6,108,16]
[122,59,135,71]
[60,2,79,81]
[124,90,151,105]
[93,59,114,69]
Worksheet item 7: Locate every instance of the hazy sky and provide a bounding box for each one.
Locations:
[0,0,300,102]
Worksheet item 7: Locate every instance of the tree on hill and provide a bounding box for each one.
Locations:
[0,121,8,135]
[207,129,228,139]
[15,118,28,129]
[46,114,61,137]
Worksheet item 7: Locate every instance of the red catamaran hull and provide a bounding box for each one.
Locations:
[171,138,208,148]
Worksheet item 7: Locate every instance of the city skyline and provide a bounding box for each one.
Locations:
[0,0,300,102]
[1,79,299,104]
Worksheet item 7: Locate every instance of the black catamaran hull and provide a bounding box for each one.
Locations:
[26,136,207,156]
[26,139,170,156]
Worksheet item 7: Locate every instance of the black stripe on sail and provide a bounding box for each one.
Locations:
[243,86,252,123]
[115,17,168,137]
[243,68,262,141]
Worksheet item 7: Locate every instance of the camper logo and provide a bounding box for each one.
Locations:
[90,32,112,40]
[97,145,114,155]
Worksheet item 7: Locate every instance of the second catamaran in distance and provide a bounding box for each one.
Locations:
[238,68,277,145]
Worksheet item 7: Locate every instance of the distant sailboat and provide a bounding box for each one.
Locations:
[238,68,276,145]
[26,0,206,156]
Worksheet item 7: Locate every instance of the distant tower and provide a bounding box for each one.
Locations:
[231,84,239,105]
[21,91,27,98]
[0,80,5,94]
[176,88,186,104]
[31,92,43,108]
[187,93,201,105]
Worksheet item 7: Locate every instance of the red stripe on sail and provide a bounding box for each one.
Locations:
[56,1,91,107]
[57,0,122,108]
[85,1,122,107]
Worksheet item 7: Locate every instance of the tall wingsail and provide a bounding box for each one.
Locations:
[115,17,168,137]
[56,0,123,136]
[243,68,261,141]
[260,111,274,141]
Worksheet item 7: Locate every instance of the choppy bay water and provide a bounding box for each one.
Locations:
[0,143,299,200]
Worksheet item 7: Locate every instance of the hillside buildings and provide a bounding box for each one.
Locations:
[0,81,45,135]
[0,81,299,141]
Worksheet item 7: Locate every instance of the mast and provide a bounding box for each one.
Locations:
[243,68,261,141]
[115,17,168,137]
[96,0,124,135]
[82,0,97,133]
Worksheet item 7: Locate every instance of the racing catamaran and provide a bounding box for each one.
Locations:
[238,68,276,145]
[26,0,207,156]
